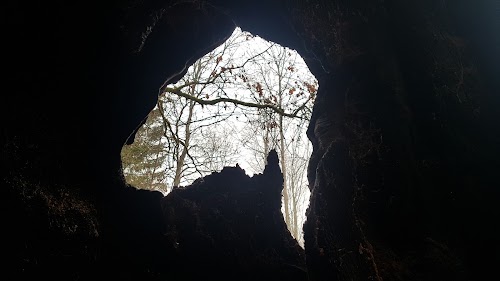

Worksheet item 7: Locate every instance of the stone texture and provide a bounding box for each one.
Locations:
[3,1,499,280]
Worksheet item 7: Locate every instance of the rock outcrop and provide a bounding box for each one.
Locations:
[160,150,305,280]
[4,1,499,281]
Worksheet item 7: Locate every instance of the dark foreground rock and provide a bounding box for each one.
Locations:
[161,150,306,280]
[4,1,499,281]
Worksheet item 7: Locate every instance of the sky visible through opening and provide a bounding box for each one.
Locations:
[121,27,318,246]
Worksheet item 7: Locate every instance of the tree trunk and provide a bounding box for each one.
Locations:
[264,117,270,165]
[173,100,195,186]
[279,113,290,227]
[292,190,299,239]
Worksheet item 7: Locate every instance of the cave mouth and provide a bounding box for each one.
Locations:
[120,26,318,246]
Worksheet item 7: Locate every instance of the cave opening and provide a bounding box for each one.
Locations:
[120,26,318,246]
[5,1,500,280]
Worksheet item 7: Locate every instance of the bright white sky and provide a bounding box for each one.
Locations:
[126,27,317,246]
[171,27,317,246]
[174,27,317,177]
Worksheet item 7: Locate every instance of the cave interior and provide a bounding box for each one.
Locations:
[3,0,500,280]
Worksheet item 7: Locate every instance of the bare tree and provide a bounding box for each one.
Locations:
[234,42,316,245]
[283,118,311,245]
[121,27,317,244]
[156,53,241,189]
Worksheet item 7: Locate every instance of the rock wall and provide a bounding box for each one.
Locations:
[296,1,500,280]
[3,1,499,280]
[160,151,306,280]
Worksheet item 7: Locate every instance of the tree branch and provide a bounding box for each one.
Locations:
[162,87,310,119]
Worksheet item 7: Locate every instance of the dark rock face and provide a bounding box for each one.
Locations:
[160,150,306,280]
[4,1,499,281]
[299,1,500,280]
